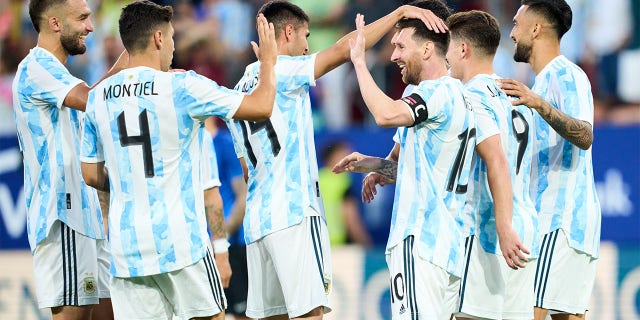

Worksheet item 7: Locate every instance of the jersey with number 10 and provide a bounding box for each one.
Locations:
[81,67,244,277]
[461,74,539,258]
[530,55,601,258]
[227,54,323,244]
[389,76,474,277]
[13,47,104,251]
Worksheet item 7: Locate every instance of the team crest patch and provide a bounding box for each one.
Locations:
[323,274,332,295]
[83,277,96,294]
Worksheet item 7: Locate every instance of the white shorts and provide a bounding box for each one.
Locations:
[534,229,597,315]
[110,248,226,320]
[455,236,536,320]
[32,220,110,309]
[246,214,332,318]
[386,236,459,320]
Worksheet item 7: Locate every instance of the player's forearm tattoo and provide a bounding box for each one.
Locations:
[205,204,226,239]
[536,100,593,150]
[374,159,398,182]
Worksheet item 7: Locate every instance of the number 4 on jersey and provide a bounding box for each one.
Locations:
[117,110,155,178]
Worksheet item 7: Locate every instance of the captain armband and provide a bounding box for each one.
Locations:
[400,93,428,127]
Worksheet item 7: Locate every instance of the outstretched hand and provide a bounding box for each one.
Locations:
[252,13,277,64]
[400,5,448,33]
[348,14,367,66]
[332,151,369,173]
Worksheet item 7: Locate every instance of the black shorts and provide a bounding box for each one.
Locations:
[224,245,248,316]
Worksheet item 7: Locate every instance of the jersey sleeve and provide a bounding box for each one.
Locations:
[27,52,84,110]
[224,119,247,159]
[467,88,500,145]
[549,69,594,125]
[400,81,446,127]
[80,98,103,163]
[201,128,221,190]
[181,71,245,121]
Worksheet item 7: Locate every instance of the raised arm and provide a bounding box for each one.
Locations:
[348,14,415,127]
[314,5,446,80]
[499,78,593,150]
[233,14,278,122]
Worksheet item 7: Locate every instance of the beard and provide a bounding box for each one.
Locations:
[513,41,532,63]
[61,31,87,56]
[402,64,422,86]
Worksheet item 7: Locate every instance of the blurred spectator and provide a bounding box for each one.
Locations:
[319,140,372,247]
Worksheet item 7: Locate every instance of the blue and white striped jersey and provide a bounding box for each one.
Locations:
[13,47,104,251]
[530,56,601,257]
[200,127,221,190]
[226,54,324,244]
[81,67,244,277]
[389,76,474,277]
[461,74,539,258]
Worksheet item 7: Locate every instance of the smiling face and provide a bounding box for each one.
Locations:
[390,28,424,85]
[510,5,534,63]
[59,0,93,56]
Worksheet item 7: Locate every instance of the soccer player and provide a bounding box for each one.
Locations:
[79,1,278,319]
[225,1,447,319]
[499,1,601,319]
[12,0,126,319]
[205,118,251,320]
[334,1,475,317]
[200,127,232,288]
[444,10,539,320]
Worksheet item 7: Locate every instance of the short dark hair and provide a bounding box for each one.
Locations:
[119,0,173,53]
[446,10,500,57]
[396,0,453,56]
[29,0,68,33]
[522,0,572,39]
[258,0,309,35]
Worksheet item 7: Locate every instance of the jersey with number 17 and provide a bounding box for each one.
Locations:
[226,54,324,244]
[81,67,245,278]
[389,76,475,277]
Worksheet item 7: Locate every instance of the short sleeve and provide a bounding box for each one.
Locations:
[181,71,245,121]
[80,104,103,163]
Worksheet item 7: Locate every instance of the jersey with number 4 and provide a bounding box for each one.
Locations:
[389,76,474,277]
[13,47,104,251]
[530,55,601,257]
[81,67,244,277]
[226,54,323,244]
[461,74,539,258]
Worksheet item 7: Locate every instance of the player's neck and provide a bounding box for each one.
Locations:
[461,58,494,83]
[421,59,448,81]
[530,40,561,75]
[128,54,162,70]
[37,35,68,64]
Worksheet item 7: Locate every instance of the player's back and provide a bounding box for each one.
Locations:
[84,67,242,277]
[227,55,323,244]
[530,55,600,257]
[13,47,104,250]
[462,74,539,257]
[388,76,475,277]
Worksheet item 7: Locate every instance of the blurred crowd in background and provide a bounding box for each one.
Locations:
[0,0,638,136]
[0,0,638,249]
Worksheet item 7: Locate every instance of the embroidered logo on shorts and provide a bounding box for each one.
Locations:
[83,277,96,294]
[399,304,406,315]
[323,274,332,295]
